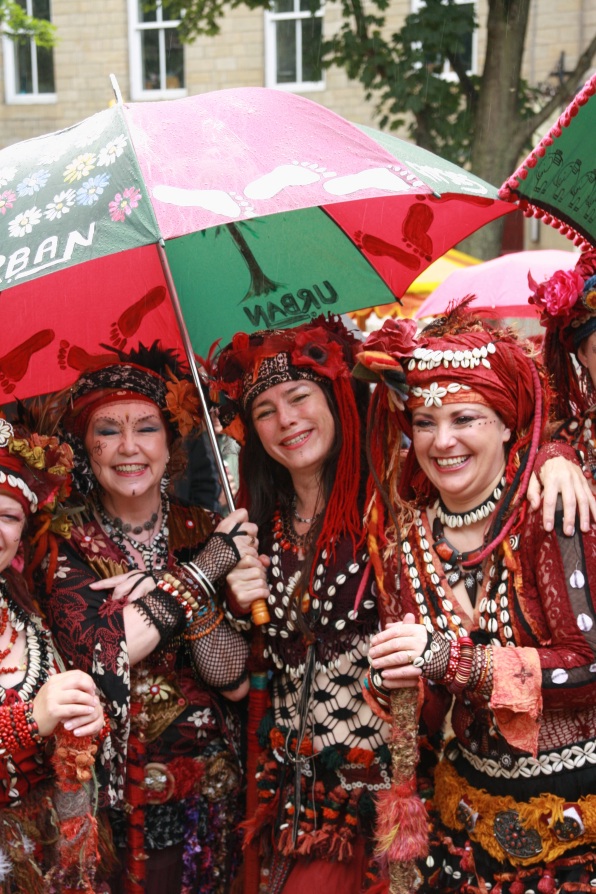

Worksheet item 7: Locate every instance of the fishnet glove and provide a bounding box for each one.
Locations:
[190,529,243,586]
[186,621,249,691]
[133,587,187,644]
[419,631,451,682]
[162,564,249,691]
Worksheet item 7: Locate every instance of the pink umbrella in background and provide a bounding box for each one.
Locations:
[415,248,579,318]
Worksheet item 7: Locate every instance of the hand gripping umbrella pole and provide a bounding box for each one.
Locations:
[158,242,270,626]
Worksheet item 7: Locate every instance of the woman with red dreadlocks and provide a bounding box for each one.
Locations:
[208,315,391,894]
[0,418,108,893]
[529,249,596,494]
[359,306,596,893]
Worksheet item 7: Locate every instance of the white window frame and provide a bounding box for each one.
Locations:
[128,0,187,101]
[264,1,325,92]
[2,0,56,105]
[410,0,477,81]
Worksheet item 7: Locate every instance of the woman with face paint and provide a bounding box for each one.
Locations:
[44,344,257,894]
[359,306,596,894]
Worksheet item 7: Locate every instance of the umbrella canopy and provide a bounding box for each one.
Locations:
[415,248,578,319]
[0,86,514,403]
[499,73,596,250]
[349,248,479,327]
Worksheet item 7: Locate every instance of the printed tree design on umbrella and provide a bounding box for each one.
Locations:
[220,222,281,303]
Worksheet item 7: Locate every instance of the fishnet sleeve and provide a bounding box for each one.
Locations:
[165,562,249,692]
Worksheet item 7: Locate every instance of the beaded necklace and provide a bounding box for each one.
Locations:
[0,578,53,702]
[435,476,505,529]
[272,504,316,558]
[432,515,485,603]
[267,507,369,676]
[403,512,516,662]
[94,492,170,574]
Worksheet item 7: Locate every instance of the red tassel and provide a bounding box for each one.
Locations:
[374,782,428,863]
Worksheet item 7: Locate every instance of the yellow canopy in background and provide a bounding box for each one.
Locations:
[350,248,480,329]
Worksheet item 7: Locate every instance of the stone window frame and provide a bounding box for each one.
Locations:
[127,0,187,101]
[2,0,56,105]
[264,0,325,92]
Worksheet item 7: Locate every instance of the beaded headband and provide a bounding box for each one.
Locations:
[207,315,360,444]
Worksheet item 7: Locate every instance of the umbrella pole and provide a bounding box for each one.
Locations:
[158,241,270,894]
[156,241,235,511]
[156,241,270,624]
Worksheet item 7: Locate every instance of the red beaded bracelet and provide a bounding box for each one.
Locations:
[451,636,474,694]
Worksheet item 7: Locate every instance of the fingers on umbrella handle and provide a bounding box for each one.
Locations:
[251,598,270,626]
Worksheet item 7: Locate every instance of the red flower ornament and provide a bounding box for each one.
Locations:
[291,327,347,380]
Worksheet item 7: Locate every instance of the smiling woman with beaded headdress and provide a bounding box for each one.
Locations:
[0,418,109,893]
[207,314,394,894]
[43,342,258,894]
[358,305,596,894]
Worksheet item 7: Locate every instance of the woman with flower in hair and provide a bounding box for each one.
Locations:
[44,344,257,894]
[208,315,393,894]
[529,249,596,494]
[0,418,108,893]
[359,306,596,894]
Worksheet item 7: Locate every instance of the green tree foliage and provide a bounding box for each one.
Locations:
[154,0,596,256]
[0,0,56,47]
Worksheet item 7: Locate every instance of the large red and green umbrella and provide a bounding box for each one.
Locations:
[0,86,514,403]
[499,72,596,250]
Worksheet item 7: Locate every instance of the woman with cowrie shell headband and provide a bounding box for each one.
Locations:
[359,304,596,894]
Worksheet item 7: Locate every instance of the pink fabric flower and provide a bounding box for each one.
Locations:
[528,268,584,319]
[364,317,420,357]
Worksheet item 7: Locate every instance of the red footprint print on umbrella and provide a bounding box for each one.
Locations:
[109,286,167,349]
[354,201,435,272]
[0,330,55,395]
[58,342,117,373]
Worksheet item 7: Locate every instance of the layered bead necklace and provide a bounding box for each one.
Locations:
[94,492,170,574]
[404,512,516,654]
[431,477,506,603]
[0,577,52,701]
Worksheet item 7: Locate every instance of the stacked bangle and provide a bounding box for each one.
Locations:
[184,562,217,600]
[469,645,493,696]
[442,641,461,686]
[451,636,474,693]
[163,567,224,642]
[155,578,193,624]
[185,610,224,642]
[364,667,391,711]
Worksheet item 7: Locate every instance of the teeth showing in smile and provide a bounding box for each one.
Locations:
[114,464,146,472]
[283,433,309,447]
[436,456,467,468]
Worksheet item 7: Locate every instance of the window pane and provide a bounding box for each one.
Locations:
[301,15,322,82]
[276,19,296,82]
[37,44,55,92]
[165,28,184,88]
[32,0,50,19]
[273,0,295,12]
[140,0,157,22]
[14,39,33,93]
[141,28,160,89]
